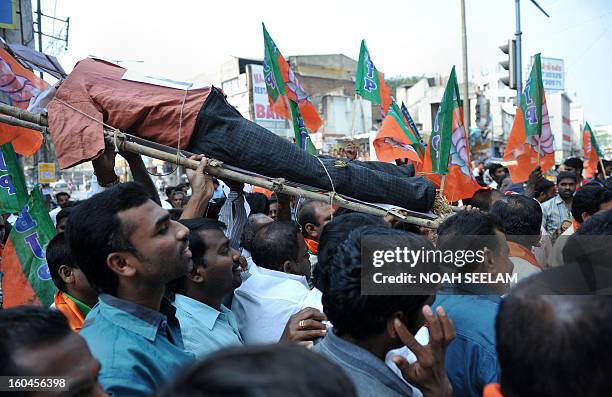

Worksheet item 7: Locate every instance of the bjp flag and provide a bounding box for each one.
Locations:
[503,54,554,183]
[582,122,602,179]
[421,67,482,202]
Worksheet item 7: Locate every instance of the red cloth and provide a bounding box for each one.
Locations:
[47,58,211,169]
[305,238,318,255]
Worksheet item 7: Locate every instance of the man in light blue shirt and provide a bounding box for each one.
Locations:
[168,218,244,357]
[66,182,197,396]
[541,171,576,235]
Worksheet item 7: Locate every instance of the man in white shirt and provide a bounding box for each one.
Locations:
[232,221,322,344]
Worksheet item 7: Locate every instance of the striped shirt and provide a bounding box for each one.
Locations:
[541,195,572,236]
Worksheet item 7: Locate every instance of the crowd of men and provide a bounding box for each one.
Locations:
[0,148,611,397]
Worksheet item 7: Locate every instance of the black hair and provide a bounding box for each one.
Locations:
[296,200,326,236]
[240,213,272,253]
[314,213,387,292]
[323,226,432,339]
[570,186,612,223]
[533,178,555,198]
[0,306,72,376]
[575,209,612,236]
[246,192,269,215]
[436,211,505,272]
[488,163,505,175]
[155,344,357,397]
[167,218,226,296]
[65,182,151,295]
[563,157,584,173]
[55,192,70,201]
[251,221,299,271]
[55,207,71,225]
[462,188,502,211]
[490,195,542,248]
[205,197,226,221]
[556,171,577,184]
[604,177,612,191]
[165,186,176,198]
[46,233,76,293]
[167,208,183,221]
[496,286,612,397]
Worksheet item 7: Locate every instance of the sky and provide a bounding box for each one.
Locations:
[42,0,612,125]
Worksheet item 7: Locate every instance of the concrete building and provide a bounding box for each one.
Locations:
[546,92,573,162]
[192,55,374,157]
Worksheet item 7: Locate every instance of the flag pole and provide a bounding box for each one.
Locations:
[600,158,608,179]
[440,174,447,194]
[350,94,358,140]
[283,96,296,141]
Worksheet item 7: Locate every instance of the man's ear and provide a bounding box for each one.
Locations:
[304,223,317,239]
[581,212,590,223]
[281,260,295,274]
[106,252,138,278]
[187,265,205,284]
[58,265,75,286]
[483,247,495,273]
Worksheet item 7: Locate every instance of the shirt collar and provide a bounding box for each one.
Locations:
[174,294,230,331]
[255,266,310,288]
[555,195,566,206]
[97,294,177,341]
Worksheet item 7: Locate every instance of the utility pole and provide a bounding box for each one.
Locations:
[515,0,550,105]
[460,0,470,130]
[36,0,42,53]
[515,0,521,105]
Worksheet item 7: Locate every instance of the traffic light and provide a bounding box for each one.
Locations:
[499,39,516,89]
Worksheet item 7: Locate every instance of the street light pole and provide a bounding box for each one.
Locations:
[515,0,522,105]
[514,0,550,105]
[460,0,470,130]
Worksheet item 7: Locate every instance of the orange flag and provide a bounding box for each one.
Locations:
[582,122,602,179]
[503,54,554,182]
[374,102,423,163]
[0,49,48,156]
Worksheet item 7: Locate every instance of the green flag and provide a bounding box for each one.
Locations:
[426,66,461,174]
[263,23,289,119]
[355,40,391,113]
[389,101,425,159]
[290,100,317,155]
[520,54,545,139]
[2,187,57,307]
[0,142,29,214]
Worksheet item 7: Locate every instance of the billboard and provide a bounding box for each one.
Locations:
[0,0,16,30]
[249,64,290,134]
[540,57,564,92]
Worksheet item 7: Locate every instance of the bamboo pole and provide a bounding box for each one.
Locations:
[0,103,442,228]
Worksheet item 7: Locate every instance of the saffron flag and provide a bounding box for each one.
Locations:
[355,40,392,115]
[0,142,28,213]
[503,54,554,183]
[374,102,423,163]
[0,48,47,156]
[1,187,57,307]
[290,100,317,155]
[421,66,481,202]
[262,23,323,132]
[583,122,602,179]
